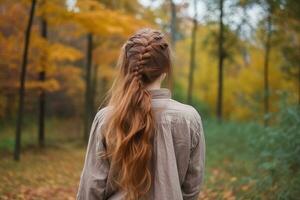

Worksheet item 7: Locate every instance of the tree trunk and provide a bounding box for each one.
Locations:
[169,0,177,93]
[38,18,47,148]
[169,0,177,49]
[216,0,224,122]
[91,63,99,114]
[187,0,198,104]
[264,8,272,126]
[298,66,300,108]
[84,33,93,142]
[14,0,37,161]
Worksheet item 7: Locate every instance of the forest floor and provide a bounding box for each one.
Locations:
[0,118,257,200]
[0,143,84,200]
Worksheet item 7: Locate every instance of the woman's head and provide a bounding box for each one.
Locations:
[120,28,171,86]
[100,28,171,200]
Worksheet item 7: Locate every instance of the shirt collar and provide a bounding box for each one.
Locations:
[147,88,171,99]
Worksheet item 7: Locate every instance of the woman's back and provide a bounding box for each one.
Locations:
[77,28,205,200]
[77,88,205,200]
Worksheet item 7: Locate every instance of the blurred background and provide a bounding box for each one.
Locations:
[0,0,299,199]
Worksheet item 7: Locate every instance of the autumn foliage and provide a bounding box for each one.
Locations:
[0,0,299,199]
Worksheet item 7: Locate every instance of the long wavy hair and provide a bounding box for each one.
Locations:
[99,28,171,199]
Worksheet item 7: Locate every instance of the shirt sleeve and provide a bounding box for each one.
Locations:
[76,109,110,200]
[181,110,206,200]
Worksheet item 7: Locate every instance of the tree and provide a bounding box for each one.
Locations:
[84,33,93,142]
[38,17,47,148]
[14,0,37,161]
[216,0,224,121]
[187,0,198,104]
[91,60,99,113]
[166,0,177,92]
[257,0,280,126]
[263,3,272,126]
[169,0,177,49]
[276,0,300,106]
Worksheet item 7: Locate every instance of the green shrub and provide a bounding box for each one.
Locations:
[253,105,300,199]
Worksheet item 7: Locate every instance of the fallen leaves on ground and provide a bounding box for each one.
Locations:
[0,145,85,200]
[0,145,254,200]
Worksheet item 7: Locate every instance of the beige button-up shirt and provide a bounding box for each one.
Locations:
[76,88,205,200]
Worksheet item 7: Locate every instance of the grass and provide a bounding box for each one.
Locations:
[0,117,266,199]
[0,117,83,153]
[200,118,263,199]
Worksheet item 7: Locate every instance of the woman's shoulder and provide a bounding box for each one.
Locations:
[164,99,203,130]
[167,99,201,118]
[96,105,112,115]
[160,99,204,150]
[94,106,113,123]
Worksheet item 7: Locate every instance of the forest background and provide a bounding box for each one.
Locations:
[0,0,299,199]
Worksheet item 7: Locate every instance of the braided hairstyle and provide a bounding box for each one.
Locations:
[100,28,171,200]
